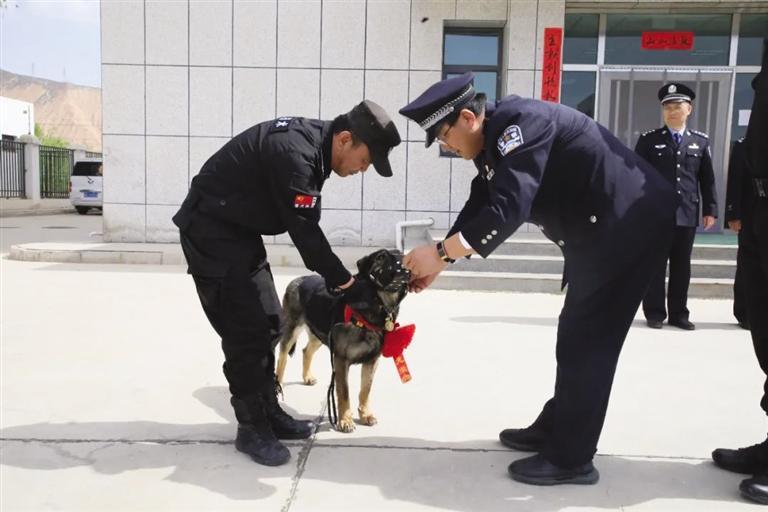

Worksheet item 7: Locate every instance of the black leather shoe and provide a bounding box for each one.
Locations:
[508,454,599,486]
[646,320,663,329]
[738,321,751,330]
[740,474,768,505]
[713,439,768,474]
[499,426,547,452]
[235,423,291,466]
[669,318,695,330]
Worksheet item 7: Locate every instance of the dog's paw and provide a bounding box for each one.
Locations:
[359,413,378,426]
[302,374,317,386]
[337,415,356,433]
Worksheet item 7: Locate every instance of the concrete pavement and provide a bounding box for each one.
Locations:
[1,253,765,511]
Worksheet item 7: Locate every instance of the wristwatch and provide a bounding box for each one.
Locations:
[436,241,455,264]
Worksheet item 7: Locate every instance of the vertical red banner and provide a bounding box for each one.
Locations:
[541,27,563,103]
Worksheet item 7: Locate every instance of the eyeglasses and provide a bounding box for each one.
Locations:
[436,123,453,144]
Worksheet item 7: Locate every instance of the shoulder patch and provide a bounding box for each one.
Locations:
[268,116,295,133]
[497,125,524,156]
[293,193,318,209]
[691,130,709,139]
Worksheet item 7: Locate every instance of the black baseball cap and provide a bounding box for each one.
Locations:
[347,100,401,177]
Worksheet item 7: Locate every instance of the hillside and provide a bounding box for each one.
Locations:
[0,69,101,151]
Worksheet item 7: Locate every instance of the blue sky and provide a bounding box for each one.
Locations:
[0,0,101,87]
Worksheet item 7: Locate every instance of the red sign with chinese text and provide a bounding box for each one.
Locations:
[541,27,563,103]
[641,31,694,50]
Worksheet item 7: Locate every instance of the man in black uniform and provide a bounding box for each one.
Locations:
[712,39,768,506]
[399,73,676,485]
[725,138,749,329]
[635,83,718,331]
[172,100,401,467]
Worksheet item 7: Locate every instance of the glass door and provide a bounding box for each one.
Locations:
[597,67,733,229]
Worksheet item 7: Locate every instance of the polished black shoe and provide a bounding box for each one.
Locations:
[669,318,695,330]
[235,423,291,466]
[740,474,768,505]
[713,439,768,474]
[738,320,751,330]
[499,426,547,452]
[646,319,663,329]
[508,454,599,486]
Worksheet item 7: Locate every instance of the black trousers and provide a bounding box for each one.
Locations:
[741,200,768,415]
[180,232,283,399]
[643,225,697,322]
[733,239,748,325]
[533,236,670,468]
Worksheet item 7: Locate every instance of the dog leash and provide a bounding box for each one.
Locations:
[326,329,338,428]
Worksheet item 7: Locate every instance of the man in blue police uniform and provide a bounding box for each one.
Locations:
[635,83,718,330]
[725,138,749,329]
[399,73,676,485]
[712,38,768,506]
[172,100,400,467]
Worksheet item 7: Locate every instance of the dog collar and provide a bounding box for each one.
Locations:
[344,305,394,332]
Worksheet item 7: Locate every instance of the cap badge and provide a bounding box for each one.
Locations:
[668,85,677,93]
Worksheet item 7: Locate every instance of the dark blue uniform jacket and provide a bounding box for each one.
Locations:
[635,127,718,227]
[447,96,677,296]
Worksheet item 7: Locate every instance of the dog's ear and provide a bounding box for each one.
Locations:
[356,248,389,277]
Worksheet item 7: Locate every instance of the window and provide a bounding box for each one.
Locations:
[564,14,598,64]
[443,28,502,102]
[738,14,768,66]
[561,71,596,118]
[605,14,731,66]
[730,73,757,143]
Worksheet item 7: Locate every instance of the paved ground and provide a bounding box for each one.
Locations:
[0,212,102,253]
[1,239,765,510]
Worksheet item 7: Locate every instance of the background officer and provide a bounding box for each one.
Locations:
[712,38,768,506]
[725,138,749,329]
[635,83,718,330]
[399,73,676,486]
[172,100,400,467]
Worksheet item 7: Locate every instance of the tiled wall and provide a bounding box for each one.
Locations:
[101,0,564,244]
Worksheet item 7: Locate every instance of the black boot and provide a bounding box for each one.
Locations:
[230,396,290,466]
[261,381,315,440]
[713,437,768,475]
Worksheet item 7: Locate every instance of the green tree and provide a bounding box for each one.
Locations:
[34,123,69,148]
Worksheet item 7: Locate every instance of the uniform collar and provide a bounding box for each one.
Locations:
[321,121,333,179]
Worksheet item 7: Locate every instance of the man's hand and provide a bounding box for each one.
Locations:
[402,244,448,278]
[728,219,742,233]
[409,272,440,293]
[703,216,716,230]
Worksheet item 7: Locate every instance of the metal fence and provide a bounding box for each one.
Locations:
[0,140,26,198]
[39,145,73,198]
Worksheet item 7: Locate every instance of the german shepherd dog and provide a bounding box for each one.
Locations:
[275,249,410,432]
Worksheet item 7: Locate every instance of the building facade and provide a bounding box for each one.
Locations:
[100,0,768,244]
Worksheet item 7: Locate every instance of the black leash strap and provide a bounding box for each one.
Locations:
[326,331,338,428]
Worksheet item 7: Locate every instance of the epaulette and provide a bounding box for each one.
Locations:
[640,128,659,137]
[690,130,709,138]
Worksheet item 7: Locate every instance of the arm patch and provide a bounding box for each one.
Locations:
[497,125,524,156]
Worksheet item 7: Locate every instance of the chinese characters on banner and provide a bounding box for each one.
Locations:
[541,27,563,103]
[641,31,694,50]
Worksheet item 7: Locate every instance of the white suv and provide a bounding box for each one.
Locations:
[69,159,103,215]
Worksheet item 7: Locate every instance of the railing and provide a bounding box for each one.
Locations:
[39,145,73,198]
[0,140,26,198]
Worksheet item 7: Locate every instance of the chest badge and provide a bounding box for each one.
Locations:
[654,144,666,149]
[688,143,700,149]
[484,165,495,181]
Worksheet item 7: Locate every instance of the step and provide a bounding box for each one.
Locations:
[431,270,734,299]
[428,230,738,260]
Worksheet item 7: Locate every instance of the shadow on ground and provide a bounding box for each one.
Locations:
[0,386,750,510]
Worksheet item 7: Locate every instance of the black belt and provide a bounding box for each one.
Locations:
[753,178,768,198]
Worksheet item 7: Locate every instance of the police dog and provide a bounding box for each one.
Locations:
[275,249,410,433]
